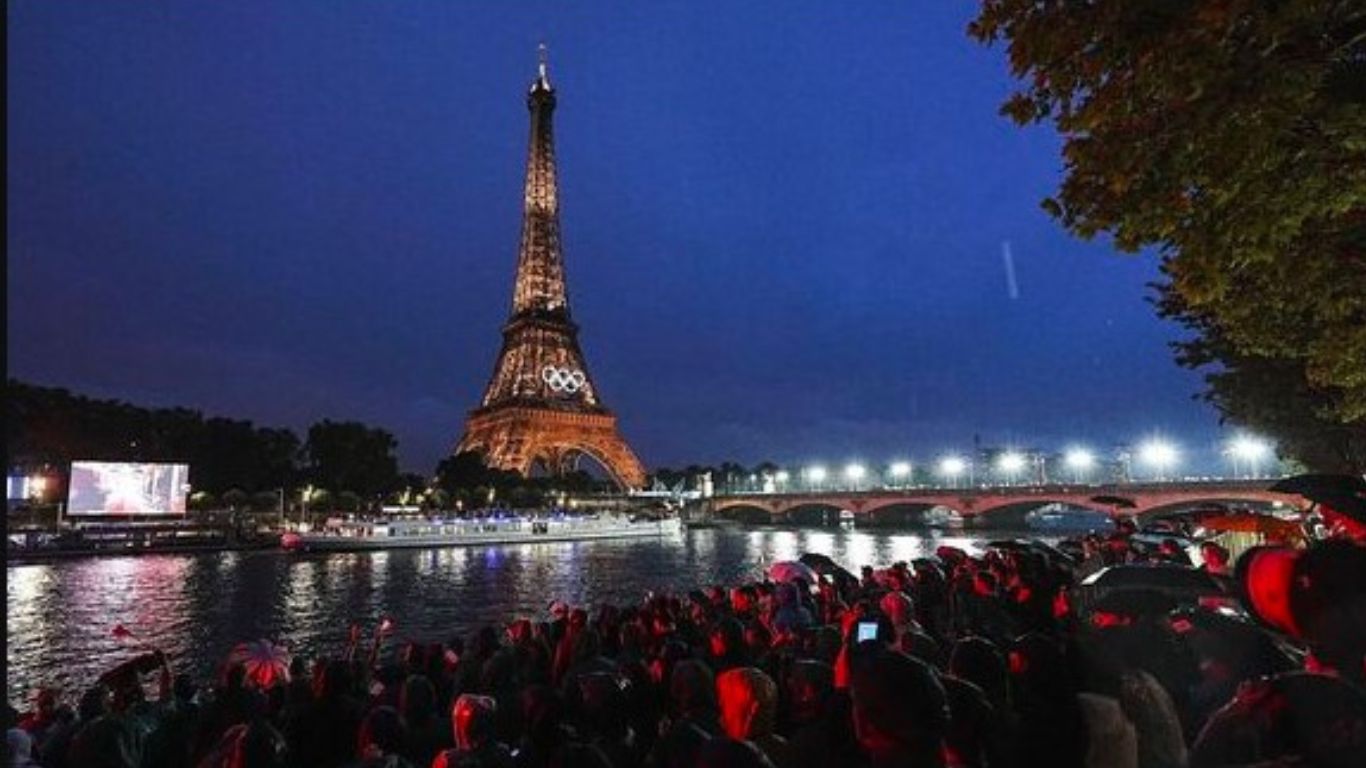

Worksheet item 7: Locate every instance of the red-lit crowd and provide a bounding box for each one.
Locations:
[8,530,1366,768]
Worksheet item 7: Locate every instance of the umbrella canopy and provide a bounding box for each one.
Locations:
[797,552,840,573]
[1271,474,1366,524]
[1091,495,1138,508]
[935,545,969,564]
[226,640,290,689]
[1089,588,1180,622]
[987,539,1076,564]
[1166,608,1298,678]
[768,560,818,585]
[1192,671,1366,768]
[1269,474,1366,498]
[798,552,858,586]
[97,651,164,689]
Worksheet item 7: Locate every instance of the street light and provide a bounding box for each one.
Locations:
[28,475,48,503]
[938,456,966,488]
[300,485,314,527]
[805,465,827,489]
[1064,448,1095,484]
[775,470,790,485]
[996,451,1026,485]
[889,461,911,488]
[1138,439,1179,480]
[1226,435,1271,478]
[844,463,866,489]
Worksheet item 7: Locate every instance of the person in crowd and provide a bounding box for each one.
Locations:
[848,646,948,768]
[432,694,514,768]
[399,675,451,768]
[18,530,1366,768]
[715,667,790,768]
[1198,542,1230,576]
[351,705,415,768]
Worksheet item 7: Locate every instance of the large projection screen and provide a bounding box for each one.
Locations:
[68,462,189,517]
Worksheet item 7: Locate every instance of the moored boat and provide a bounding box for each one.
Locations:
[284,512,681,552]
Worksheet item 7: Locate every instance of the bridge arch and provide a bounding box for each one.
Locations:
[782,503,848,526]
[712,503,774,525]
[861,501,965,527]
[971,499,1116,529]
[1138,496,1301,518]
[972,498,1114,519]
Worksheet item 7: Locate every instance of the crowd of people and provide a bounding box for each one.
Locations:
[7,523,1366,768]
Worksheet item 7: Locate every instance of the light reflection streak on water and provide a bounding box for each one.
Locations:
[8,527,1034,702]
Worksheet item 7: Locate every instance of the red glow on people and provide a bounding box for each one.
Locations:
[1245,548,1301,636]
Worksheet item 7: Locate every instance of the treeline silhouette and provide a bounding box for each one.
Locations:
[6,380,614,512]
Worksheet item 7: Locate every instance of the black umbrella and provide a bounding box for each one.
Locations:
[1271,474,1366,521]
[1091,494,1138,508]
[1269,473,1366,497]
[798,552,858,586]
[1166,608,1298,678]
[97,651,165,689]
[987,539,1075,564]
[1192,671,1366,768]
[1088,587,1181,621]
[798,552,841,571]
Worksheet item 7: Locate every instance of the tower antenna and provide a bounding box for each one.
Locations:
[538,42,549,82]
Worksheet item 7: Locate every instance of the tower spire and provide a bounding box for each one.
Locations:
[538,42,549,85]
[457,51,647,489]
[513,42,565,316]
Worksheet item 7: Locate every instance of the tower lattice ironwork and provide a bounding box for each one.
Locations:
[456,48,646,489]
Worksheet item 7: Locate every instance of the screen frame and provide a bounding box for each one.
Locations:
[65,461,190,518]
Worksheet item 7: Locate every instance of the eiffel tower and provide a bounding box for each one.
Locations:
[456,47,647,489]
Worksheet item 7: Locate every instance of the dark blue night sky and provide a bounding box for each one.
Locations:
[8,2,1228,474]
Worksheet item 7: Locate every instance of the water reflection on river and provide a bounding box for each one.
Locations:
[6,527,1009,702]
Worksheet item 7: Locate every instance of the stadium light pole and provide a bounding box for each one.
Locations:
[844,463,866,491]
[889,461,912,489]
[1226,435,1271,479]
[1138,439,1179,481]
[806,465,827,491]
[997,451,1026,486]
[1065,448,1095,484]
[939,456,966,489]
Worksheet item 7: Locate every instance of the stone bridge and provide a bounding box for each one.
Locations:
[703,480,1306,525]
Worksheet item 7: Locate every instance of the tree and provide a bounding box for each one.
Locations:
[970,0,1366,468]
[6,380,305,491]
[222,488,249,510]
[303,420,400,498]
[1157,289,1366,472]
[336,491,363,513]
[251,490,284,512]
[433,452,522,499]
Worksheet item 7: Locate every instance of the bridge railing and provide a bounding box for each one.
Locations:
[710,478,1284,498]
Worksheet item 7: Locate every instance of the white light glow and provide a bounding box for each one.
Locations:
[806,466,827,483]
[1065,448,1095,470]
[939,457,967,477]
[844,464,866,481]
[889,461,912,478]
[1138,439,1179,471]
[997,452,1026,474]
[775,471,790,483]
[1228,436,1270,462]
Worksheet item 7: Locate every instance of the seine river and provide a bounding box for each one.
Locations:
[6,526,1024,703]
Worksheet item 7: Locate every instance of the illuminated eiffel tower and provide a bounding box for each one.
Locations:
[456,47,646,489]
